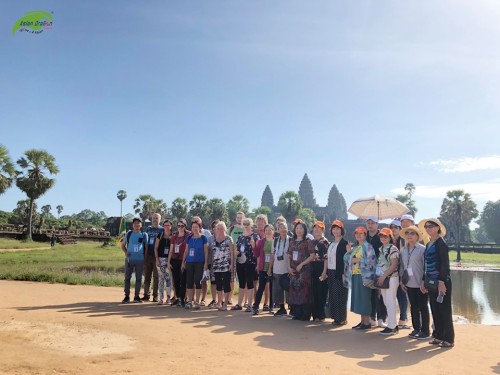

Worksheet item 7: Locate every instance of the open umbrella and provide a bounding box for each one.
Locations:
[348,194,410,220]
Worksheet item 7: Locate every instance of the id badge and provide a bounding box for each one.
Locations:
[376,265,383,276]
[292,251,298,261]
[407,266,414,277]
[149,237,155,245]
[265,254,271,263]
[133,245,139,253]
[189,248,195,257]
[175,245,180,254]
[164,246,169,256]
[240,245,245,252]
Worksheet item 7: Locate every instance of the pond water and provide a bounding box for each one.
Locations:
[451,270,500,325]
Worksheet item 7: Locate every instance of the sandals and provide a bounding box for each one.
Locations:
[200,300,206,306]
[439,341,454,348]
[263,304,269,311]
[429,338,442,345]
[231,304,242,311]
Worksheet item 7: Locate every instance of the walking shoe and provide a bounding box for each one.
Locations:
[378,319,387,328]
[252,308,259,315]
[415,332,430,340]
[121,296,130,304]
[185,301,193,309]
[193,303,201,310]
[218,304,227,311]
[357,324,372,330]
[274,308,287,316]
[141,295,150,301]
[231,304,242,311]
[263,304,269,311]
[379,327,399,336]
[152,297,158,303]
[408,329,419,338]
[166,297,171,305]
[133,296,142,303]
[351,322,362,329]
[208,300,216,308]
[268,308,274,314]
[157,300,163,305]
[245,306,252,312]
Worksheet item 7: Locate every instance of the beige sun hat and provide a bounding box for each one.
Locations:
[400,225,423,241]
[418,218,446,238]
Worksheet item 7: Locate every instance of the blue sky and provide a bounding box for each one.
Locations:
[1,1,499,225]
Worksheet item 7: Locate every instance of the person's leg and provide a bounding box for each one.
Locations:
[418,290,430,336]
[440,280,455,344]
[180,268,187,304]
[245,264,255,308]
[157,261,166,303]
[152,260,159,301]
[186,262,195,304]
[236,263,246,307]
[124,258,132,299]
[311,263,320,319]
[264,282,270,307]
[201,280,208,304]
[317,265,328,320]
[370,289,377,322]
[253,271,267,310]
[134,261,144,299]
[382,278,398,330]
[223,271,231,306]
[397,285,409,325]
[143,256,153,299]
[407,287,421,332]
[171,260,181,301]
[165,265,172,303]
[428,291,442,341]
[194,263,204,304]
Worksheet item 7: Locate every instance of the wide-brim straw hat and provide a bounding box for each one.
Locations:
[400,225,423,241]
[418,218,446,238]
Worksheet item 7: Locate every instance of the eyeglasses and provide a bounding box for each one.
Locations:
[405,232,417,236]
[424,224,437,229]
[243,224,250,227]
[177,224,185,228]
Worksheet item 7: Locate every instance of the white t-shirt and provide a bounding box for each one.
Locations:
[272,236,290,275]
[327,240,340,270]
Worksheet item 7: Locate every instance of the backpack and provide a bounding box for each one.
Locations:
[125,230,145,245]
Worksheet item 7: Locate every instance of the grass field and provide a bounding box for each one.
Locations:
[0,238,51,249]
[449,251,500,265]
[0,241,125,287]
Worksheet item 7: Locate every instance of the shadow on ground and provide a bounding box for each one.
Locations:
[17,301,444,370]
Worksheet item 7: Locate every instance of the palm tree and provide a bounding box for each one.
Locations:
[15,149,59,240]
[117,190,127,217]
[0,145,15,195]
[39,204,52,231]
[277,191,303,224]
[56,205,63,219]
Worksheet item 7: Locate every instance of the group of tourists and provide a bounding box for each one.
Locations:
[120,211,455,349]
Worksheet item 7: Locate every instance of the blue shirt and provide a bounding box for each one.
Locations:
[186,235,207,263]
[126,231,149,261]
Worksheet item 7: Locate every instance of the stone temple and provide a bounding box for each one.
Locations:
[260,173,348,224]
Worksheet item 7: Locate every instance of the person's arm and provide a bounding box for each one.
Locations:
[154,237,160,267]
[296,240,316,272]
[203,241,209,270]
[437,238,449,295]
[320,257,328,281]
[229,238,235,275]
[268,244,275,277]
[121,236,128,256]
[378,251,399,286]
[287,246,295,275]
[168,241,174,270]
[181,239,188,271]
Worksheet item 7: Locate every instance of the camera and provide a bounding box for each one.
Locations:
[277,255,284,261]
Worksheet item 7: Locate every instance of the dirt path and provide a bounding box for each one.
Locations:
[0,247,51,252]
[0,281,498,374]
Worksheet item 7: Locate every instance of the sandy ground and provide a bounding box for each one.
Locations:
[0,281,498,375]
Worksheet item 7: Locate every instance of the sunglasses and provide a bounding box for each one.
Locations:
[424,224,437,229]
[243,224,250,227]
[177,224,185,228]
[405,231,417,236]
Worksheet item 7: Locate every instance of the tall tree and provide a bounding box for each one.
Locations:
[440,190,479,261]
[116,190,127,217]
[250,206,273,221]
[171,198,189,220]
[298,207,316,229]
[277,191,303,224]
[38,204,52,230]
[395,182,418,216]
[480,200,500,244]
[226,195,250,222]
[15,149,59,240]
[12,199,38,226]
[0,145,15,195]
[56,204,63,219]
[133,194,168,222]
[206,198,229,225]
[189,194,210,224]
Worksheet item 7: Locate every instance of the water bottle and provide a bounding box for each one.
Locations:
[437,291,444,303]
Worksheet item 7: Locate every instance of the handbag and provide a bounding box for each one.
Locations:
[424,274,438,293]
[375,276,390,289]
[401,269,410,285]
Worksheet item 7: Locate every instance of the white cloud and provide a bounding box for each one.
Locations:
[429,156,500,173]
[391,179,500,202]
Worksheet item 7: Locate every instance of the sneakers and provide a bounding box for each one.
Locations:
[352,322,362,329]
[274,308,287,316]
[263,304,269,311]
[208,300,216,308]
[370,319,377,326]
[185,301,193,309]
[231,304,242,311]
[166,297,171,305]
[378,319,387,328]
[121,296,130,304]
[415,332,430,340]
[357,324,372,330]
[133,296,142,303]
[408,330,419,338]
[379,327,399,336]
[157,300,164,305]
[252,308,259,315]
[245,306,252,312]
[152,297,158,303]
[141,295,150,302]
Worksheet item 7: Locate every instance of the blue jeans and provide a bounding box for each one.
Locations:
[253,271,272,309]
[397,285,408,321]
[124,258,144,298]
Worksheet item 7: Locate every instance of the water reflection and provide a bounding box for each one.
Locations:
[451,270,500,325]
